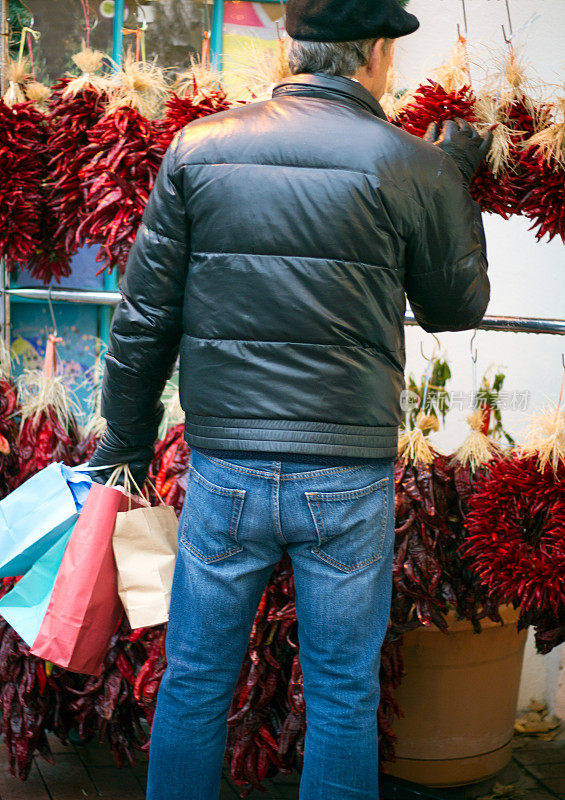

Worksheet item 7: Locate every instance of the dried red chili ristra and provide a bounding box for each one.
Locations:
[15,406,80,487]
[518,144,565,244]
[395,80,476,138]
[0,378,20,499]
[46,76,109,259]
[77,106,166,275]
[157,82,231,151]
[462,454,565,652]
[0,99,67,280]
[148,423,190,515]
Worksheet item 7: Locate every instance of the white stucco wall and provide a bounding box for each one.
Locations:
[393,0,565,714]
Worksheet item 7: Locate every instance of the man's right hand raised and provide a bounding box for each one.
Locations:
[424,118,493,188]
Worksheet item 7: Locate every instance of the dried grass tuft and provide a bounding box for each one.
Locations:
[105,50,167,119]
[63,43,109,98]
[398,412,440,465]
[3,59,30,106]
[519,406,565,474]
[453,409,505,471]
[225,37,291,103]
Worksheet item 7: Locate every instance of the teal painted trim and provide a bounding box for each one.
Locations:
[210,0,224,70]
[102,0,126,347]
[8,296,49,305]
[112,0,125,66]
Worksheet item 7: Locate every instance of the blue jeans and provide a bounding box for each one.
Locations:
[147,449,395,800]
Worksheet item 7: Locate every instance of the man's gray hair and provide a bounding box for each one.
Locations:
[288,38,377,77]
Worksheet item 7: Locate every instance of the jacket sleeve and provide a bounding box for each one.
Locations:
[404,152,490,333]
[100,134,189,447]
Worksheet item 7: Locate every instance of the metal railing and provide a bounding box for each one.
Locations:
[3,287,564,336]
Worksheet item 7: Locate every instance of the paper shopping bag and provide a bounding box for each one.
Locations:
[0,463,92,578]
[0,521,75,646]
[30,481,130,676]
[113,504,178,629]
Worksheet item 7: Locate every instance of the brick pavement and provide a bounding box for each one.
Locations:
[0,735,563,799]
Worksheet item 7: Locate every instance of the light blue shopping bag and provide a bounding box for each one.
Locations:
[0,463,92,578]
[0,521,75,646]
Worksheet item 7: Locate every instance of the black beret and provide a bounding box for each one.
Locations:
[286,0,420,42]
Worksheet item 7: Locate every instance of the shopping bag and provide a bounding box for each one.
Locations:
[30,479,134,676]
[0,521,75,647]
[0,463,92,578]
[113,502,179,629]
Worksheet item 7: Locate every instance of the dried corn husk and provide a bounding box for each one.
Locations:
[17,335,80,430]
[453,409,504,471]
[106,51,167,119]
[525,96,565,167]
[63,43,110,98]
[173,57,223,103]
[24,81,51,112]
[2,59,30,106]
[398,412,439,465]
[519,405,565,474]
[430,37,471,94]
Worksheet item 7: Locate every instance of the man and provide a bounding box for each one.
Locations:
[90,0,491,797]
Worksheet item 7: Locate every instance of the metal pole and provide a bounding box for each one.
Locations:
[4,288,122,305]
[101,0,127,347]
[210,0,224,71]
[404,312,565,336]
[3,289,564,337]
[112,0,125,66]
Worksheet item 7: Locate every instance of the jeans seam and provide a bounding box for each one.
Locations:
[315,498,326,541]
[279,464,368,480]
[196,452,275,478]
[189,464,248,498]
[306,476,389,501]
[184,540,243,563]
[271,476,287,545]
[311,546,381,573]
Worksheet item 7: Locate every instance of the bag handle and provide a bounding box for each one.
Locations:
[144,474,167,507]
[108,466,166,509]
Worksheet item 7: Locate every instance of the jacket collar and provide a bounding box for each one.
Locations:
[272,73,387,121]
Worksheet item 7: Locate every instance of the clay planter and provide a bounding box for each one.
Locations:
[386,605,527,787]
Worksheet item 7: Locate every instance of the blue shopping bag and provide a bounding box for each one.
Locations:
[0,463,92,578]
[0,521,75,647]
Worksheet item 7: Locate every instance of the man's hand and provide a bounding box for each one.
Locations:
[424,118,493,188]
[88,424,154,487]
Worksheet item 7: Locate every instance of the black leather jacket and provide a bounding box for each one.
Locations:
[100,73,489,460]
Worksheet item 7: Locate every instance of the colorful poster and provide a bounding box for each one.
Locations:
[223,1,286,93]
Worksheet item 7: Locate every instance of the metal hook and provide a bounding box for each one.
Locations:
[504,0,514,35]
[203,0,212,34]
[501,24,512,45]
[470,329,478,363]
[460,0,468,36]
[420,334,441,362]
[47,287,58,337]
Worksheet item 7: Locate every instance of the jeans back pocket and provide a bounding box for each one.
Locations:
[305,477,389,573]
[180,465,246,564]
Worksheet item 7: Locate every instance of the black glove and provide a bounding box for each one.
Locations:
[88,423,154,487]
[424,118,493,188]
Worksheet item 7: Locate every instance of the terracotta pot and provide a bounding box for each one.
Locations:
[385,605,527,787]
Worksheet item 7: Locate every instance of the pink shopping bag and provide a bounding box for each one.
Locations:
[31,481,137,676]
